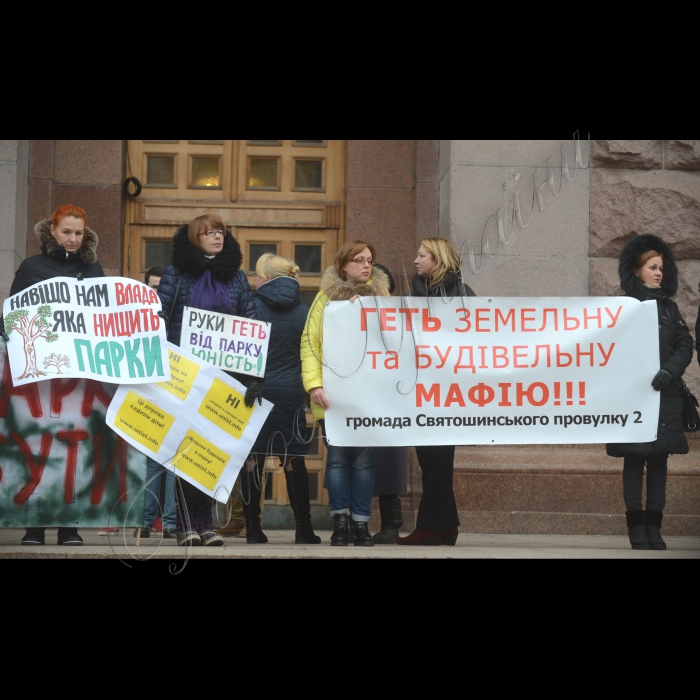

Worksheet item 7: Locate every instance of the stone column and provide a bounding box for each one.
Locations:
[0,140,29,305]
[25,140,124,276]
[345,140,440,532]
[345,140,440,283]
[441,139,591,295]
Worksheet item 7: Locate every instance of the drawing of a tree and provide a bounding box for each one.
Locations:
[4,305,59,379]
[43,352,71,374]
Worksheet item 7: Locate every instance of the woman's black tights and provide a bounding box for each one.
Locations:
[623,453,668,511]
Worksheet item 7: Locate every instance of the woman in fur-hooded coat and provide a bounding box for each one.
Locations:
[157,215,258,547]
[301,240,391,546]
[301,255,391,423]
[606,234,693,551]
[158,224,255,345]
[11,216,103,296]
[6,205,104,548]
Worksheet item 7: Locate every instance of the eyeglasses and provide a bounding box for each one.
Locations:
[200,229,227,238]
[349,257,374,266]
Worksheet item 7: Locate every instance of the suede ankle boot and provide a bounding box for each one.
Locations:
[241,461,268,544]
[644,509,667,550]
[626,510,651,550]
[330,513,348,546]
[214,496,244,536]
[373,495,403,544]
[284,457,321,544]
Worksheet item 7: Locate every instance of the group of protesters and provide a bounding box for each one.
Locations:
[5,204,698,551]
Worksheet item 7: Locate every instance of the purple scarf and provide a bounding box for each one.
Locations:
[189,268,233,314]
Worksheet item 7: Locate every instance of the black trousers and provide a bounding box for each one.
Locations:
[415,445,460,531]
[623,453,668,512]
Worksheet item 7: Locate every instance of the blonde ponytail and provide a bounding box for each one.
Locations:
[256,253,300,280]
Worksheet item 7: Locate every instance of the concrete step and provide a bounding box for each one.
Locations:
[452,511,700,536]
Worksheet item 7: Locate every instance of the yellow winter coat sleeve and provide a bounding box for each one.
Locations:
[301,289,328,420]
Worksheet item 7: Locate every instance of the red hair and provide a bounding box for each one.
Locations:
[52,204,87,228]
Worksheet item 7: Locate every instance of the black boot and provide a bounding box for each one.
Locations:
[330,513,348,546]
[21,528,45,546]
[284,457,321,544]
[626,510,650,550]
[645,509,667,550]
[347,518,356,541]
[373,495,403,544]
[241,460,268,544]
[354,521,374,547]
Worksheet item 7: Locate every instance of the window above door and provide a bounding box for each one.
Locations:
[130,140,343,204]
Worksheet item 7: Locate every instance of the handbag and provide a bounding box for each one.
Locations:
[676,378,700,432]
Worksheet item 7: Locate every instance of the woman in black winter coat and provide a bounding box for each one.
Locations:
[606,234,693,551]
[158,214,258,547]
[396,237,476,547]
[248,254,320,545]
[5,204,104,547]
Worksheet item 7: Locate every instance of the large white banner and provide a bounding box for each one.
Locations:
[106,342,272,503]
[323,297,660,446]
[179,306,270,378]
[3,277,170,386]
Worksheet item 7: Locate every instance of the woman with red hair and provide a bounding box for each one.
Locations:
[5,204,105,546]
[12,205,104,291]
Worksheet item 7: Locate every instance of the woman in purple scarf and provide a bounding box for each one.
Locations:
[158,214,259,547]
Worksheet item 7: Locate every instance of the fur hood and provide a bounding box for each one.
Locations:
[172,224,243,282]
[619,234,679,300]
[35,218,98,265]
[320,265,391,301]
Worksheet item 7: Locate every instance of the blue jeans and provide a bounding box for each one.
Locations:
[320,420,374,522]
[144,457,177,529]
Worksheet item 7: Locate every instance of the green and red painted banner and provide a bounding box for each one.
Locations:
[0,339,146,527]
[2,276,170,386]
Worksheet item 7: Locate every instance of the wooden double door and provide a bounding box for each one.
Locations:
[124,140,346,507]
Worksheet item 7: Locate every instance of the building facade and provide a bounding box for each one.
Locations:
[1,140,698,534]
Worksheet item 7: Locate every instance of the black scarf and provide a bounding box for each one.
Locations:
[412,272,464,298]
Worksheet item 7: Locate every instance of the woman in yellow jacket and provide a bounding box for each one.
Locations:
[301,240,391,546]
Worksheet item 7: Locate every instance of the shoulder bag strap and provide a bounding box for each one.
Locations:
[166,273,183,332]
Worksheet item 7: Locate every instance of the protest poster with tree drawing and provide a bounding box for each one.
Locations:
[4,305,59,379]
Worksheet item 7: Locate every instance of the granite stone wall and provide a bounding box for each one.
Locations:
[588,139,700,399]
[442,139,592,297]
[0,141,29,305]
[346,140,438,292]
[26,140,125,277]
[439,140,699,535]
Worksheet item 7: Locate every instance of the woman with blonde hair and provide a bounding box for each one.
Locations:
[397,237,476,546]
[302,240,392,546]
[240,253,321,544]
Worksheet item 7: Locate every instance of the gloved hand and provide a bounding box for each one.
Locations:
[651,369,673,391]
[244,379,263,408]
[0,316,8,342]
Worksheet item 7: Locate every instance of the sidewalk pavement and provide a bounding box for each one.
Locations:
[1,529,698,558]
